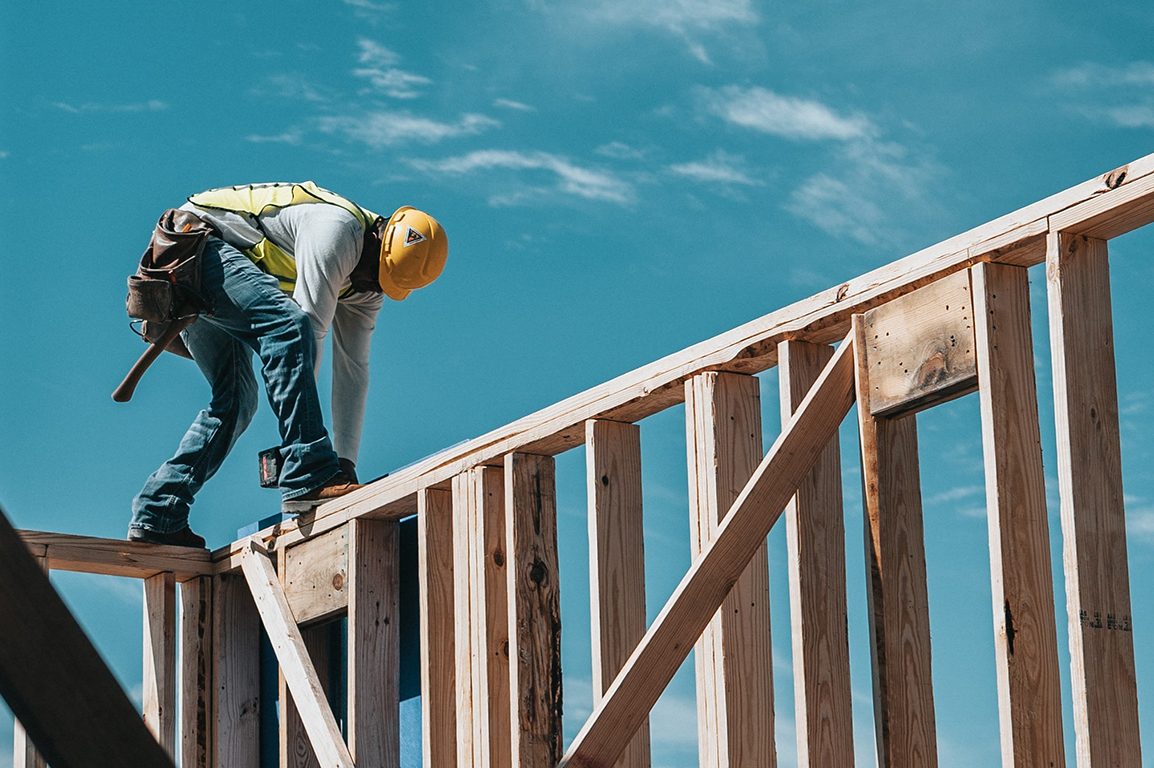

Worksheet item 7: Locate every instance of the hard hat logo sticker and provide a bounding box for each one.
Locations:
[405,227,427,247]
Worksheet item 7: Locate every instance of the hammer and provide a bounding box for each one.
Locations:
[111,316,196,403]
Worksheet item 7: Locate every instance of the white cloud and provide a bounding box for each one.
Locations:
[263,75,328,103]
[353,39,431,98]
[494,98,536,112]
[1128,507,1154,545]
[0,151,8,160]
[785,139,942,246]
[567,0,757,64]
[786,173,886,246]
[669,150,760,186]
[1102,105,1154,128]
[647,689,699,747]
[356,39,398,67]
[1053,61,1154,89]
[1052,62,1154,130]
[700,86,873,142]
[53,100,168,114]
[595,141,645,160]
[353,67,432,99]
[343,0,393,13]
[410,149,634,204]
[597,0,756,33]
[246,130,303,145]
[319,111,499,147]
[925,484,985,506]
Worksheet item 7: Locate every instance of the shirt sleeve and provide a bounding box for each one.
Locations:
[331,293,382,463]
[288,209,382,463]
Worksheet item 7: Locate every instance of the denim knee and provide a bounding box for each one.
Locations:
[205,361,259,434]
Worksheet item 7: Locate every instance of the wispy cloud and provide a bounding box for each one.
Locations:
[246,130,303,145]
[1127,505,1154,545]
[786,173,886,245]
[53,100,168,114]
[353,39,431,98]
[343,0,394,14]
[1051,61,1154,130]
[595,141,646,160]
[1052,61,1154,88]
[261,75,329,103]
[699,85,873,142]
[648,689,699,748]
[320,111,500,147]
[925,484,985,506]
[354,68,431,99]
[592,0,756,33]
[786,139,942,246]
[494,98,536,112]
[411,149,634,204]
[570,0,757,64]
[669,149,760,186]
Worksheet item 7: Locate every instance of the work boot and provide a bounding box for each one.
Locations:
[128,525,207,549]
[282,472,364,513]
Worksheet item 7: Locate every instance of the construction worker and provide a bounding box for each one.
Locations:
[127,182,447,547]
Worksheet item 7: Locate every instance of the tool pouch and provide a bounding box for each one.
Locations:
[126,208,215,324]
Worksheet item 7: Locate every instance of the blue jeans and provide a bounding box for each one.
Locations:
[129,237,341,534]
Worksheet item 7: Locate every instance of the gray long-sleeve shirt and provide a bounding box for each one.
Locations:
[181,201,384,463]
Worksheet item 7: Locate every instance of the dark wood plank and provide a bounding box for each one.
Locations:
[0,506,175,768]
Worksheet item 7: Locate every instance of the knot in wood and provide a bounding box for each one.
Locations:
[529,559,548,585]
[1105,166,1128,189]
[331,572,345,591]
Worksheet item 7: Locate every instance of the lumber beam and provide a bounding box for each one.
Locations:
[972,262,1066,767]
[452,472,478,766]
[239,541,355,768]
[453,467,510,768]
[347,518,401,768]
[559,331,856,768]
[853,314,937,768]
[180,576,213,768]
[1046,233,1142,767]
[506,453,564,766]
[13,556,48,768]
[280,625,331,768]
[213,570,260,768]
[144,571,178,757]
[685,372,775,768]
[586,419,651,768]
[0,506,175,768]
[778,340,853,768]
[418,488,458,768]
[19,530,212,581]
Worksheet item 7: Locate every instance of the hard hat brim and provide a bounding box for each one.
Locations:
[377,262,412,301]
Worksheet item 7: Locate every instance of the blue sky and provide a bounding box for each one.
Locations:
[2,0,1153,766]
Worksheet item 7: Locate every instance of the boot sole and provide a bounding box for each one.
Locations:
[281,498,324,514]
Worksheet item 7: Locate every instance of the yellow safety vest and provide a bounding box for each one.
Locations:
[188,182,382,293]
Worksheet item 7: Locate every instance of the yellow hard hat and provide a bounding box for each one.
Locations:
[379,206,448,301]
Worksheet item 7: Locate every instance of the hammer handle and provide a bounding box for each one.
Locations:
[112,316,195,403]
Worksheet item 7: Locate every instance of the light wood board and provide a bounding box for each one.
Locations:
[1046,233,1141,767]
[559,331,856,768]
[854,315,938,768]
[973,262,1066,768]
[779,340,854,768]
[586,419,651,768]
